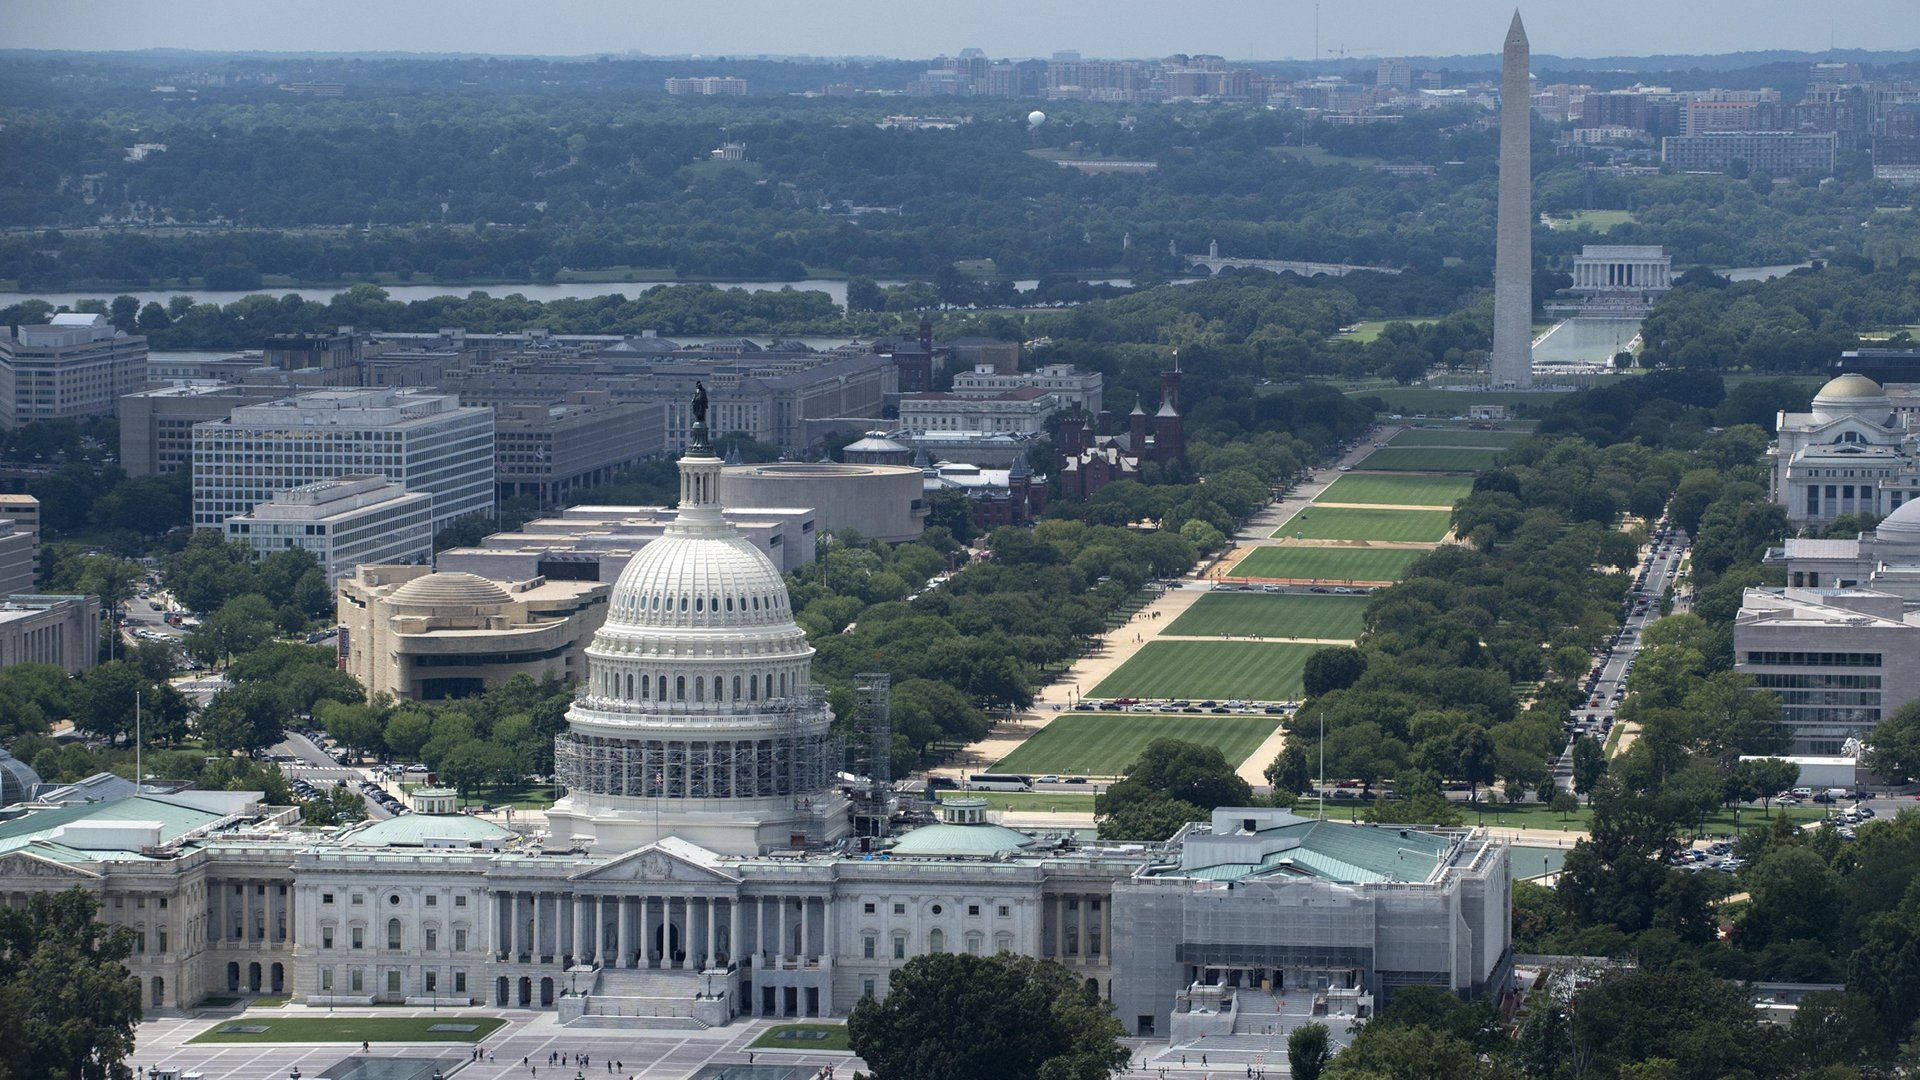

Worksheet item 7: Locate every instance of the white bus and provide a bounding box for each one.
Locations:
[965,773,1034,792]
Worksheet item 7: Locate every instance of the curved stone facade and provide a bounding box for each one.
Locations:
[718,462,926,543]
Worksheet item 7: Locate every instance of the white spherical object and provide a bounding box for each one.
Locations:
[1027,110,1047,128]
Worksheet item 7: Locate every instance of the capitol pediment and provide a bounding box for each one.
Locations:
[571,839,739,885]
[0,849,104,881]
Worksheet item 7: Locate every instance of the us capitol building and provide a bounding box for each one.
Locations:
[0,398,1510,1040]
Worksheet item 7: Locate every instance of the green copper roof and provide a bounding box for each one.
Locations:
[1170,816,1450,885]
[343,812,516,848]
[0,795,228,863]
[888,821,1035,857]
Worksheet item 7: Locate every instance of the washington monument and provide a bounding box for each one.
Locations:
[1491,10,1534,387]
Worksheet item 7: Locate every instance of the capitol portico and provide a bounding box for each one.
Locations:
[0,391,1511,1039]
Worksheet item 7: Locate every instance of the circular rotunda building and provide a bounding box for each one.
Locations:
[547,431,849,855]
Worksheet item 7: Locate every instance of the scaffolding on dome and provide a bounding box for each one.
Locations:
[554,690,840,801]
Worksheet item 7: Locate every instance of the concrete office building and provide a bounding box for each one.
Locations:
[898,387,1060,435]
[191,388,494,532]
[336,566,611,702]
[949,363,1103,414]
[0,495,39,596]
[0,594,100,674]
[494,392,666,505]
[1734,586,1920,754]
[1662,131,1838,176]
[0,494,40,546]
[718,462,927,543]
[119,382,295,476]
[225,477,434,584]
[0,314,148,429]
[0,519,34,597]
[1491,13,1535,388]
[437,504,816,583]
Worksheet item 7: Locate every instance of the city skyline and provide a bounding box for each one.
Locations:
[4,0,1919,62]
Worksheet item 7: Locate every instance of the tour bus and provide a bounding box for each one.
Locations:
[965,773,1035,792]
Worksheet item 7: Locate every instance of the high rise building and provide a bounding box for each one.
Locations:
[1491,12,1535,389]
[191,388,495,533]
[0,313,148,429]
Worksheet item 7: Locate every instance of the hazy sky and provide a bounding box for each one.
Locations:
[3,0,1914,61]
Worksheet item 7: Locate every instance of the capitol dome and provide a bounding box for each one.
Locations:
[604,530,792,629]
[547,398,848,856]
[387,572,510,609]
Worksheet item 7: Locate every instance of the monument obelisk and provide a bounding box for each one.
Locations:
[1491,10,1534,388]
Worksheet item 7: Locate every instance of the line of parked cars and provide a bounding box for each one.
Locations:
[1077,698,1293,715]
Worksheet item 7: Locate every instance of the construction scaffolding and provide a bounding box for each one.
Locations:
[554,690,840,801]
[849,673,892,837]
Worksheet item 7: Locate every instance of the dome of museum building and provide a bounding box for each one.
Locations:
[1874,497,1920,541]
[387,572,510,610]
[1811,374,1893,424]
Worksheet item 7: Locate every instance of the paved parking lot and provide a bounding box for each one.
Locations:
[133,1011,863,1080]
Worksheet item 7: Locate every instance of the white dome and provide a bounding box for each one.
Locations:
[1876,498,1920,539]
[603,529,793,629]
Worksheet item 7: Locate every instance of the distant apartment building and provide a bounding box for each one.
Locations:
[1375,58,1413,92]
[1684,91,1781,135]
[0,314,148,429]
[1578,89,1685,136]
[493,392,666,505]
[664,76,747,96]
[119,381,295,476]
[191,388,494,532]
[224,476,434,583]
[898,387,1060,436]
[261,330,363,386]
[1662,131,1838,176]
[949,363,1103,414]
[0,594,100,674]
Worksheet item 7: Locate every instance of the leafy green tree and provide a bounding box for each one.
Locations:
[1849,883,1920,1036]
[1569,965,1778,1080]
[847,952,1128,1080]
[0,889,142,1080]
[1326,1020,1491,1079]
[196,684,289,755]
[1288,1022,1331,1080]
[1515,994,1572,1079]
[1303,646,1367,697]
[1786,990,1887,1071]
[1264,742,1312,795]
[1865,700,1920,783]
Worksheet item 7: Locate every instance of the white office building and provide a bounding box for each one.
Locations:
[949,364,1104,414]
[224,476,434,583]
[191,388,495,533]
[0,314,148,429]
